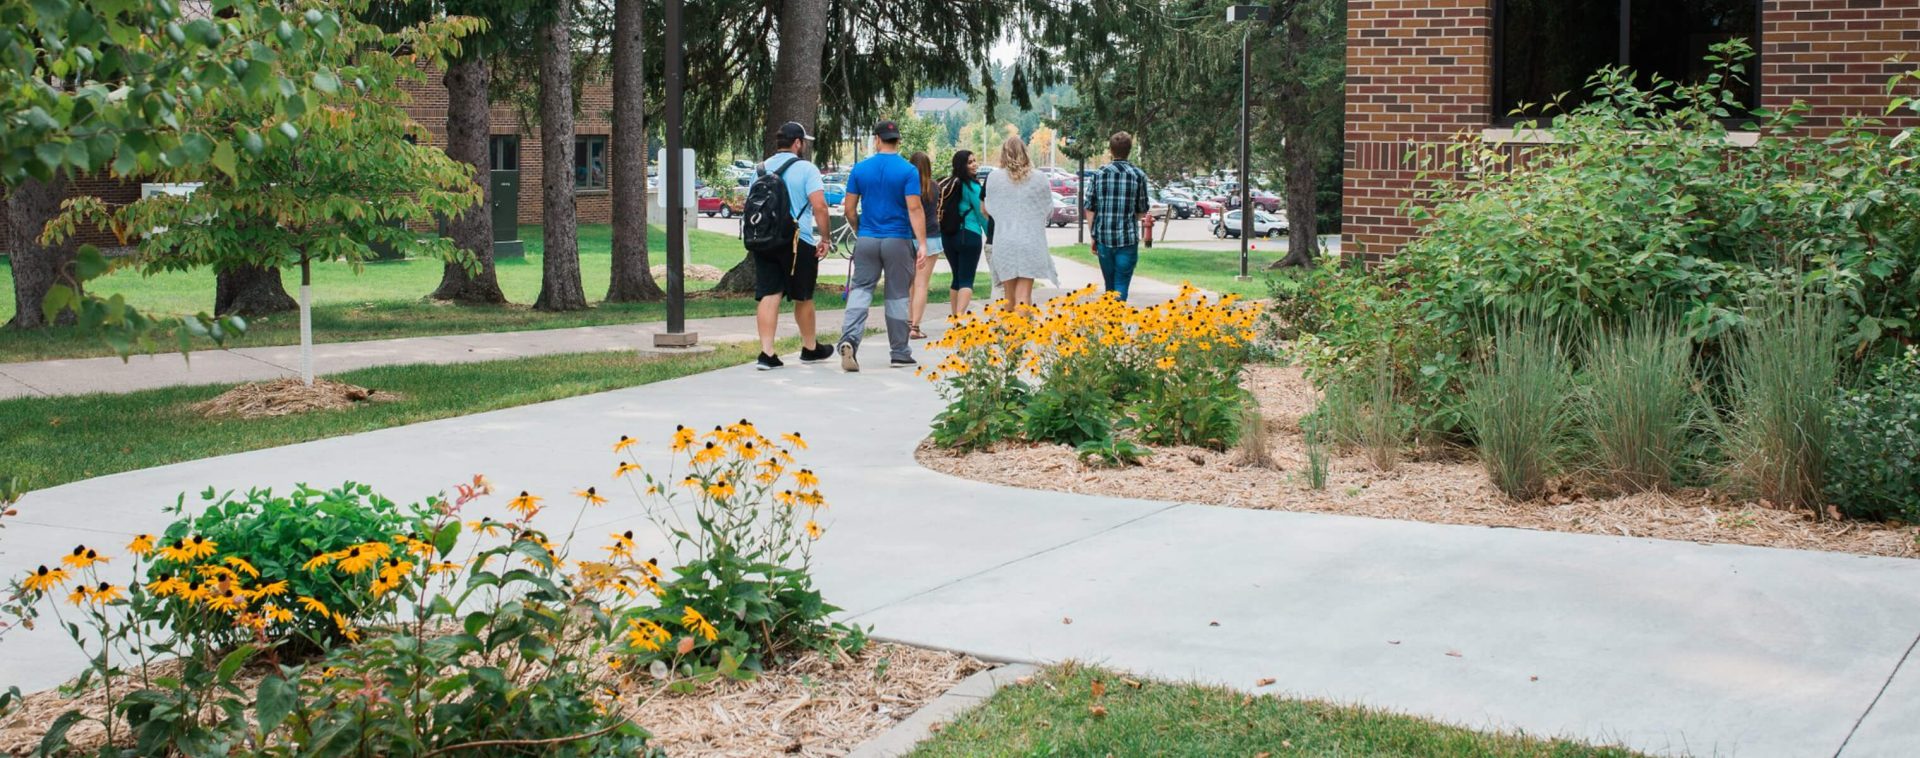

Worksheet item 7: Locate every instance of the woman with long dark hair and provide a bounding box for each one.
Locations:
[906,151,944,338]
[934,150,986,316]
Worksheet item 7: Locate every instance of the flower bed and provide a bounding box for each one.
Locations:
[919,366,1920,559]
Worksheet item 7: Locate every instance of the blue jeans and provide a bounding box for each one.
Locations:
[1095,243,1139,302]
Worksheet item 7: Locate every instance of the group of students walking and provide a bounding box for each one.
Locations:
[745,119,1149,372]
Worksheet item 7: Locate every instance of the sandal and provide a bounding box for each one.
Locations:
[909,322,926,340]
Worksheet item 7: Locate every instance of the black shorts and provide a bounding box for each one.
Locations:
[753,246,820,302]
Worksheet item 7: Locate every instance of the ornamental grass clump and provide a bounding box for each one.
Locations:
[1581,318,1701,493]
[1464,313,1579,501]
[1716,293,1846,514]
[923,284,1263,453]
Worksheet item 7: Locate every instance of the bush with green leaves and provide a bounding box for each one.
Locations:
[1826,347,1920,522]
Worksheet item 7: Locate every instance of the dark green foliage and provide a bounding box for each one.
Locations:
[1074,437,1151,469]
[1021,380,1116,448]
[1826,348,1920,522]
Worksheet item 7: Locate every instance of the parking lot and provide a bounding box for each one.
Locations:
[692,214,1272,251]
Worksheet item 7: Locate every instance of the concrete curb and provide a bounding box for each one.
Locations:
[846,662,1042,758]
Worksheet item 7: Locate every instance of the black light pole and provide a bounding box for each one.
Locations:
[1076,153,1086,246]
[654,0,696,347]
[1228,5,1270,281]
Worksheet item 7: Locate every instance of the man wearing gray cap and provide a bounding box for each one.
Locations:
[837,120,930,371]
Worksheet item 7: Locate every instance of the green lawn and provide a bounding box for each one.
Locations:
[0,341,797,491]
[910,664,1643,758]
[1051,244,1303,300]
[0,224,927,362]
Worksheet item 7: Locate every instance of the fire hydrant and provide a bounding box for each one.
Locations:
[1141,214,1154,248]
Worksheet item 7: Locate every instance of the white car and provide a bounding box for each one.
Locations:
[1211,209,1287,239]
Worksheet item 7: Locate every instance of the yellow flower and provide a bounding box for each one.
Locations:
[680,606,719,642]
[266,604,294,623]
[467,517,508,535]
[428,561,462,575]
[224,556,259,578]
[1155,356,1177,371]
[805,520,823,540]
[206,589,246,613]
[575,487,610,506]
[781,432,808,450]
[794,469,819,488]
[298,596,330,615]
[625,617,671,652]
[613,462,642,478]
[336,542,391,575]
[692,441,726,465]
[89,583,124,604]
[301,551,340,572]
[255,580,289,597]
[705,478,736,501]
[775,490,797,507]
[66,586,90,605]
[507,491,543,518]
[160,536,218,563]
[671,425,696,452]
[61,545,106,570]
[613,434,638,453]
[127,535,155,556]
[149,573,187,597]
[22,565,70,593]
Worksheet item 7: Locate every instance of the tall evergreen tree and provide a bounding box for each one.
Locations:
[534,0,588,311]
[606,0,664,302]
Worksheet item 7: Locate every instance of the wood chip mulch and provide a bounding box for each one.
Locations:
[192,377,391,418]
[0,642,985,757]
[917,365,1920,560]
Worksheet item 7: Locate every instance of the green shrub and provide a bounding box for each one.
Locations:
[1826,347,1920,522]
[153,483,429,649]
[1303,418,1331,491]
[1581,318,1701,493]
[1076,437,1151,468]
[1464,314,1579,501]
[1716,293,1846,513]
[1021,372,1116,447]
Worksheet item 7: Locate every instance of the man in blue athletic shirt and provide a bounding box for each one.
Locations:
[837,120,930,371]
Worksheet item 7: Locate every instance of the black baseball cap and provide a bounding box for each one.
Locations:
[873,120,901,141]
[776,121,814,142]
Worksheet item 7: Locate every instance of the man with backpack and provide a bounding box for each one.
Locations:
[743,121,833,370]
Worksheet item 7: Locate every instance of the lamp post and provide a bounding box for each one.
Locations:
[654,0,696,347]
[1227,4,1270,282]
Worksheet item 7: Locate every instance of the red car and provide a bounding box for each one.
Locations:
[1208,191,1281,213]
[1047,193,1080,227]
[698,190,743,218]
[1195,198,1225,217]
[1048,176,1078,197]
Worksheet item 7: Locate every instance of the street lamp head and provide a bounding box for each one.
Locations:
[1226,5,1271,23]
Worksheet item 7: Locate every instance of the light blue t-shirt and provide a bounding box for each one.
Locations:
[760,153,825,245]
[845,152,920,240]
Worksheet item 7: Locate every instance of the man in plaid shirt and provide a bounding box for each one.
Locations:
[1081,131,1151,301]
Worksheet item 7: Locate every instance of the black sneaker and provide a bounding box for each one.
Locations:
[799,344,833,363]
[756,352,784,371]
[890,356,918,368]
[838,342,859,372]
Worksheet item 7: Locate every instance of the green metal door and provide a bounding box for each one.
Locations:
[490,136,524,258]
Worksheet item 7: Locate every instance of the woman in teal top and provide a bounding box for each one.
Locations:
[937,150,988,316]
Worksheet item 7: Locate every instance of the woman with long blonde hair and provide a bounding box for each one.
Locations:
[906,151,943,338]
[980,135,1057,311]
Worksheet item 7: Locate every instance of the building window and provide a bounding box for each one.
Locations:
[1495,0,1760,121]
[575,136,607,190]
[489,136,519,171]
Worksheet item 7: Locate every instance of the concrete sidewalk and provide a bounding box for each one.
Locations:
[0,255,1192,401]
[5,344,1917,756]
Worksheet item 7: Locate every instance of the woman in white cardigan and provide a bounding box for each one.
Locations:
[981,135,1057,312]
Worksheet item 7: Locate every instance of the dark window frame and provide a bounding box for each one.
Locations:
[489,135,519,172]
[574,135,609,191]
[1491,0,1765,127]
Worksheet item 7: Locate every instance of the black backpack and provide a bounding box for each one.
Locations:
[742,158,801,260]
[937,177,965,236]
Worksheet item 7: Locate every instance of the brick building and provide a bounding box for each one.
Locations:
[1343,0,1920,260]
[1,69,619,250]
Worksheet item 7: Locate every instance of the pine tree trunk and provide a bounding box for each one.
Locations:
[4,175,79,329]
[431,56,508,304]
[214,262,298,316]
[606,0,664,303]
[716,0,830,294]
[1273,16,1320,270]
[534,0,587,312]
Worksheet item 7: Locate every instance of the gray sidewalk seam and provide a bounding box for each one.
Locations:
[1834,628,1920,758]
[845,662,1041,758]
[844,502,1185,624]
[0,367,48,396]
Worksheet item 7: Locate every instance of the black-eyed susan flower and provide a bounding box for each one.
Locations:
[22,565,70,593]
[805,520,823,540]
[149,573,186,598]
[298,596,329,615]
[66,586,90,605]
[795,469,820,488]
[337,543,390,575]
[693,441,725,465]
[127,535,155,556]
[625,617,671,652]
[255,580,289,597]
[61,545,106,570]
[224,556,259,578]
[775,490,797,507]
[576,487,611,506]
[613,462,642,478]
[671,425,695,452]
[206,589,246,613]
[679,606,718,642]
[265,604,294,623]
[89,582,124,604]
[613,435,638,453]
[781,432,808,450]
[507,491,543,518]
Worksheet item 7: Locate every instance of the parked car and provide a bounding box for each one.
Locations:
[1047,192,1080,227]
[1158,190,1198,219]
[1195,198,1225,217]
[1148,197,1169,220]
[1211,209,1287,238]
[823,182,846,207]
[697,187,743,218]
[1208,190,1280,213]
[1048,176,1078,196]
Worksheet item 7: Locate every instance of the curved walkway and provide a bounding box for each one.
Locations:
[5,315,1917,757]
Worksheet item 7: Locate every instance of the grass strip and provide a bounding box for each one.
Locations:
[1,339,800,490]
[909,663,1644,758]
[1049,243,1302,299]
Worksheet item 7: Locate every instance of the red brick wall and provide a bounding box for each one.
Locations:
[1342,0,1920,259]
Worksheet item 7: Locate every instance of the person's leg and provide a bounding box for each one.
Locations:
[945,232,979,315]
[790,250,821,351]
[877,238,917,361]
[839,238,882,353]
[1111,243,1139,302]
[909,253,935,337]
[756,293,783,354]
[1094,242,1117,293]
[1005,278,1033,312]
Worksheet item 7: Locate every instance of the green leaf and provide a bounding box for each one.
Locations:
[211,139,237,179]
[312,70,339,95]
[217,644,259,682]
[37,710,86,755]
[255,675,297,735]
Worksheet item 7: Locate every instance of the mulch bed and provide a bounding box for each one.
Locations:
[918,365,1920,559]
[192,377,392,419]
[0,642,986,757]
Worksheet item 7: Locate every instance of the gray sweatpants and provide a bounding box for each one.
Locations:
[840,236,916,361]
